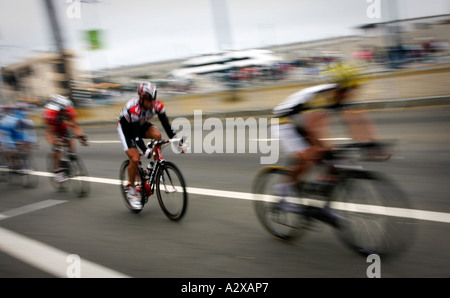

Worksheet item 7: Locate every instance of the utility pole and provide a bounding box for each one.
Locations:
[211,0,233,51]
[43,0,75,105]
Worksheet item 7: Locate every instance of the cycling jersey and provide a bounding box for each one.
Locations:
[0,113,36,151]
[272,83,340,155]
[117,98,175,152]
[43,102,77,137]
[273,83,339,118]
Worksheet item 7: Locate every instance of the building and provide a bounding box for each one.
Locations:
[1,51,82,105]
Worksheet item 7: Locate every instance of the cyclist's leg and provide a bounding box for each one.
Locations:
[68,133,77,155]
[118,121,139,187]
[274,122,312,194]
[126,147,140,187]
[124,147,142,208]
[143,122,161,140]
[44,128,60,169]
[291,145,324,181]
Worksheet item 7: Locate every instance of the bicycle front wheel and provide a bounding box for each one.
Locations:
[331,170,417,258]
[156,161,187,221]
[253,166,311,242]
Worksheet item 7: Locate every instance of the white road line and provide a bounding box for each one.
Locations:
[0,197,129,277]
[28,170,450,224]
[2,169,450,278]
[0,200,67,220]
[89,140,122,144]
[0,227,130,278]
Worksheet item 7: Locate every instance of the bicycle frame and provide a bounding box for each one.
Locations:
[138,139,180,201]
[53,137,76,169]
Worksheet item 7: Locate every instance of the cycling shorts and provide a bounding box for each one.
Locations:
[272,122,311,156]
[117,119,154,151]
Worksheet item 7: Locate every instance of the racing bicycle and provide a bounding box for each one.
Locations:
[119,137,188,221]
[46,135,90,197]
[253,141,417,258]
[0,145,39,189]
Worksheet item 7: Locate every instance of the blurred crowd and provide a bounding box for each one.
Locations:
[352,40,450,67]
[0,39,449,108]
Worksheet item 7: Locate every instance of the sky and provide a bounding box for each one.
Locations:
[0,0,449,71]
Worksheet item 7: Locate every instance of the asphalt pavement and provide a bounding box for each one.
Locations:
[1,106,450,278]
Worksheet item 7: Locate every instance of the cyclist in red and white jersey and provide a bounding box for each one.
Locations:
[43,94,88,183]
[117,81,176,209]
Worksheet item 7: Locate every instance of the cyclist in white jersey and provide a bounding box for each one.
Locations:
[117,81,176,209]
[272,62,379,197]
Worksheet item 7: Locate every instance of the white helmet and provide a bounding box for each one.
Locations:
[137,81,157,101]
[51,94,73,109]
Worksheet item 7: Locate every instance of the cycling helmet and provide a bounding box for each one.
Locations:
[137,81,157,101]
[322,62,362,90]
[50,94,74,109]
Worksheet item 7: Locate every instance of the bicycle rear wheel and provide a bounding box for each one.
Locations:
[252,166,311,242]
[67,155,90,197]
[156,161,187,221]
[331,170,417,258]
[119,160,144,213]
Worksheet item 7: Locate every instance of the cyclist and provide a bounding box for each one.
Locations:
[0,105,37,171]
[43,94,88,183]
[272,61,379,198]
[117,81,177,210]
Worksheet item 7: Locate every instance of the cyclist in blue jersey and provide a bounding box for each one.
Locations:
[0,105,37,170]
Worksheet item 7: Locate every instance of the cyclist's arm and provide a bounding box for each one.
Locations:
[157,112,176,139]
[155,101,176,139]
[71,118,84,138]
[340,109,378,143]
[67,108,88,145]
[67,108,84,137]
[304,110,332,149]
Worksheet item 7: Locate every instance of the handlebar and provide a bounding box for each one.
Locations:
[325,141,395,162]
[55,134,89,146]
[146,137,185,149]
[142,136,188,159]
